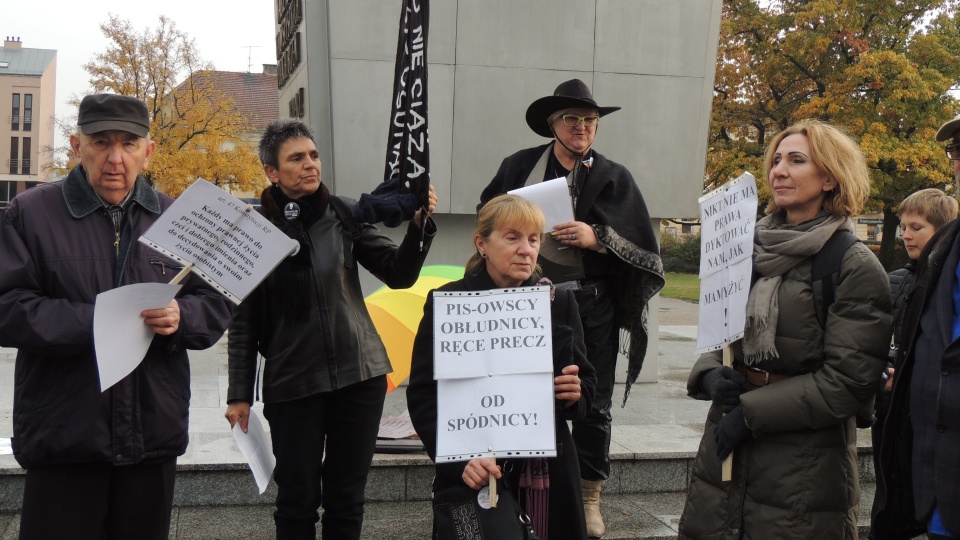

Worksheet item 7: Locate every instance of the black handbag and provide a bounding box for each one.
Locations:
[432,477,538,540]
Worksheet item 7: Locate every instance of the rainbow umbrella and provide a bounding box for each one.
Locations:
[366,265,465,393]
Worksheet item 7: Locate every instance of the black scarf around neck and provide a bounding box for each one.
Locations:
[259,184,331,316]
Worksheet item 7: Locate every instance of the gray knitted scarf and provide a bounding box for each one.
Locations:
[742,212,853,364]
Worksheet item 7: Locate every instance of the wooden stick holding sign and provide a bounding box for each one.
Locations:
[490,475,497,508]
[722,345,734,482]
[694,173,758,483]
[168,264,194,286]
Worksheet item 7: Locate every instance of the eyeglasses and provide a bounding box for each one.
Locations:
[947,144,960,161]
[561,114,600,128]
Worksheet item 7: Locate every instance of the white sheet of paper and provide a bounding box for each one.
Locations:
[695,257,751,354]
[436,372,556,462]
[433,288,552,380]
[139,178,299,304]
[695,171,758,353]
[378,409,418,439]
[232,410,276,494]
[699,172,758,277]
[94,283,182,392]
[508,178,574,231]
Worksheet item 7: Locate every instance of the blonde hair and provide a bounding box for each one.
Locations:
[897,188,959,229]
[763,119,870,217]
[468,194,546,276]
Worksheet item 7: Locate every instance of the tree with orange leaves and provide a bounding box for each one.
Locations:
[81,14,266,197]
[709,0,960,268]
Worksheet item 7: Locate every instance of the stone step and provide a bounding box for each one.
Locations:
[0,487,877,539]
[0,451,880,539]
[0,448,878,510]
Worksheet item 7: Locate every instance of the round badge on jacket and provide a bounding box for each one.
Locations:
[283,202,300,220]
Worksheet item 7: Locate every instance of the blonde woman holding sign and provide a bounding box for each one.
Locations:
[679,120,892,539]
[408,194,597,539]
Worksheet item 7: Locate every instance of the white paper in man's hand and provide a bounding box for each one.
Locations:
[232,410,276,494]
[508,177,574,231]
[94,283,182,392]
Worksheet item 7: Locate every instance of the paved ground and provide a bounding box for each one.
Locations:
[657,297,699,326]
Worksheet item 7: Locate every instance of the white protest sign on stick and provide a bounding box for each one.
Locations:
[695,171,758,483]
[432,288,552,379]
[432,287,556,462]
[695,172,758,354]
[138,178,299,304]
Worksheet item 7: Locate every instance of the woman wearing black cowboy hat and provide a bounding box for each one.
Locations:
[479,79,665,539]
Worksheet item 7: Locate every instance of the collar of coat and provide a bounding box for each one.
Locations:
[61,165,161,219]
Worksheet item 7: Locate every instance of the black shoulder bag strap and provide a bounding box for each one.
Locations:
[810,229,861,329]
[328,196,361,241]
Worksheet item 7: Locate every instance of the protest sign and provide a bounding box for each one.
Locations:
[435,372,556,461]
[696,172,758,354]
[432,287,552,379]
[139,178,299,304]
[433,287,557,462]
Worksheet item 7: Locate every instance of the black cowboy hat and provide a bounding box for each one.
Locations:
[525,79,621,138]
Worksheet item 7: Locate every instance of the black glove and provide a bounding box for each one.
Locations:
[700,366,749,413]
[715,405,750,460]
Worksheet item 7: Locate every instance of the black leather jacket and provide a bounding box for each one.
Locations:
[227,198,435,404]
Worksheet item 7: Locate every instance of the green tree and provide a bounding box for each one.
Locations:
[81,14,265,196]
[709,0,960,268]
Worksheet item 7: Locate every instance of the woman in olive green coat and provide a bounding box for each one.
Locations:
[678,120,892,539]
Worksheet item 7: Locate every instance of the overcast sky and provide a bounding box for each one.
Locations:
[9,1,278,148]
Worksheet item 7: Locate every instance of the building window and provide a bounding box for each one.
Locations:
[21,137,31,175]
[0,181,14,208]
[9,137,18,175]
[11,93,20,131]
[23,94,32,131]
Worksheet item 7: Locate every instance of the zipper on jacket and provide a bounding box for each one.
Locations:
[105,205,124,258]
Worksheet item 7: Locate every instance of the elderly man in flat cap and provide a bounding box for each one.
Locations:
[871,115,960,540]
[0,94,233,539]
[479,79,665,538]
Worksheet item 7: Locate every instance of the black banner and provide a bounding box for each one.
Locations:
[383,0,430,209]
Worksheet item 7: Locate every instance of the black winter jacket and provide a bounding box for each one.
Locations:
[407,270,597,538]
[888,261,917,354]
[479,143,664,399]
[872,218,960,538]
[0,167,234,468]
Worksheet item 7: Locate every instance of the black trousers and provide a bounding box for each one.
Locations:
[571,284,619,481]
[264,375,387,540]
[19,458,176,540]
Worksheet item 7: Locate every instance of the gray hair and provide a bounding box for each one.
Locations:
[258,118,315,169]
